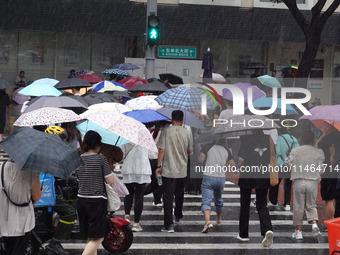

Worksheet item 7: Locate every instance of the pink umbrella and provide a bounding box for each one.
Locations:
[222,82,266,102]
[77,74,103,84]
[119,77,147,89]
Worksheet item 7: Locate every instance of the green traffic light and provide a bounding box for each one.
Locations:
[149,28,158,39]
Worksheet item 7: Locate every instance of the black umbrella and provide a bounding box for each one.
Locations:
[159,73,183,85]
[82,92,119,106]
[55,78,91,90]
[202,50,214,81]
[129,80,171,93]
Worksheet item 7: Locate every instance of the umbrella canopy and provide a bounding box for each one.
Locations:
[0,78,14,90]
[12,87,31,104]
[19,83,62,97]
[63,94,89,107]
[257,75,282,88]
[199,73,226,83]
[29,78,59,87]
[214,115,280,137]
[24,96,88,113]
[119,77,148,89]
[159,73,183,85]
[246,97,298,115]
[70,69,93,78]
[82,92,119,106]
[102,69,131,77]
[202,50,214,79]
[156,107,204,129]
[111,91,131,98]
[222,82,266,102]
[299,105,340,122]
[155,86,216,111]
[76,74,102,84]
[0,127,83,179]
[82,102,131,117]
[55,78,91,90]
[125,95,161,110]
[14,107,82,126]
[310,119,340,132]
[92,81,127,93]
[123,109,169,123]
[78,110,157,152]
[111,63,140,70]
[128,80,171,93]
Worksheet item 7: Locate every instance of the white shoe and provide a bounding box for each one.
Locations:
[312,223,320,236]
[292,230,303,240]
[236,234,249,242]
[262,230,274,247]
[131,223,143,232]
[284,205,291,211]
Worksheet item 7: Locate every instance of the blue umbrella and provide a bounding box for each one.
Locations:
[77,120,130,146]
[29,78,59,87]
[156,107,204,129]
[19,83,62,96]
[123,109,169,124]
[246,97,298,115]
[70,69,93,78]
[257,75,281,88]
[111,63,140,70]
[102,69,131,77]
[92,81,127,92]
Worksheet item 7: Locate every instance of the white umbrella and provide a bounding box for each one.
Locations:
[125,96,161,110]
[81,102,131,117]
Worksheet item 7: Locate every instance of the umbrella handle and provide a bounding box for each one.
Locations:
[115,136,120,146]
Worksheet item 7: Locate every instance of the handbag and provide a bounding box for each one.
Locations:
[111,172,129,197]
[269,137,279,187]
[105,183,121,212]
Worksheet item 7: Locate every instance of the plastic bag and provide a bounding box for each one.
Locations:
[105,183,121,212]
[111,172,129,197]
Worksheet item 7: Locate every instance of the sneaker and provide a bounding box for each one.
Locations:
[174,217,180,224]
[131,223,143,232]
[201,222,213,233]
[236,234,249,242]
[312,223,320,236]
[267,201,276,206]
[284,205,291,211]
[250,200,256,207]
[161,224,175,233]
[153,202,163,207]
[124,215,130,223]
[45,241,69,255]
[292,230,303,240]
[262,230,274,247]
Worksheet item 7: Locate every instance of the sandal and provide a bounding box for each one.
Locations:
[201,222,213,233]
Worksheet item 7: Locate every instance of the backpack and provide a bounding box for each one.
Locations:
[279,134,295,165]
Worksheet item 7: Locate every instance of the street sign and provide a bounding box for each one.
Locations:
[158,46,197,59]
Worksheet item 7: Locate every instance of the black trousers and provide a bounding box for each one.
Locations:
[162,177,186,228]
[335,189,340,218]
[269,178,292,206]
[144,159,162,204]
[3,232,30,255]
[239,188,272,238]
[124,183,146,223]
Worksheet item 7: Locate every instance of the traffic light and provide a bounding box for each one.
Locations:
[147,14,160,46]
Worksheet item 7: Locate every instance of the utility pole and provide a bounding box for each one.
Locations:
[145,0,157,80]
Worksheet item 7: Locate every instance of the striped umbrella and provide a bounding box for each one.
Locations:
[92,81,127,92]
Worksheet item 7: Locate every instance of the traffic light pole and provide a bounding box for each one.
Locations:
[145,0,157,80]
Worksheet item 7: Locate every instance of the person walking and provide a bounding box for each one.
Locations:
[198,138,235,233]
[0,159,42,255]
[0,88,11,142]
[76,131,114,255]
[156,110,193,233]
[237,130,274,247]
[120,143,152,232]
[287,130,325,239]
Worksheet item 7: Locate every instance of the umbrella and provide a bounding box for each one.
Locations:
[14,107,82,127]
[155,86,216,111]
[28,78,59,87]
[92,81,127,93]
[110,91,131,98]
[82,102,131,117]
[78,110,157,152]
[281,66,298,77]
[119,77,148,89]
[24,96,88,113]
[12,87,31,104]
[202,50,214,80]
[76,74,102,84]
[309,119,340,132]
[222,82,266,102]
[123,109,169,123]
[156,107,204,129]
[199,73,226,83]
[246,97,298,115]
[299,105,340,122]
[102,69,131,77]
[0,127,83,179]
[159,73,183,85]
[111,63,140,70]
[125,95,161,110]
[128,80,171,93]
[257,75,282,88]
[214,115,280,137]
[54,78,91,90]
[82,92,119,106]
[19,83,62,97]
[63,94,89,107]
[70,69,93,78]
[0,78,14,90]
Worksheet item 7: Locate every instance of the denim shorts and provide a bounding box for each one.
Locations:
[201,176,225,212]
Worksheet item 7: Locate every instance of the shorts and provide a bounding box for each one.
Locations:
[77,197,107,239]
[321,178,337,201]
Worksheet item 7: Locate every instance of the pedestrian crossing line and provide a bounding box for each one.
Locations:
[184,193,256,198]
[61,243,329,250]
[223,187,242,192]
[139,202,250,207]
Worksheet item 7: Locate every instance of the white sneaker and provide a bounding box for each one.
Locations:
[312,223,320,236]
[284,205,291,211]
[292,230,303,240]
[131,223,143,232]
[262,230,274,247]
[236,234,249,242]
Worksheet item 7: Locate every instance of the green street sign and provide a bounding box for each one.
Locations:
[158,46,197,59]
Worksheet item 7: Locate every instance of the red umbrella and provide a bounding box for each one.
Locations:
[76,74,103,84]
[119,77,147,89]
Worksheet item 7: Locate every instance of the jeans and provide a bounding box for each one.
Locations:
[201,176,225,212]
[162,177,186,228]
[124,183,146,223]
